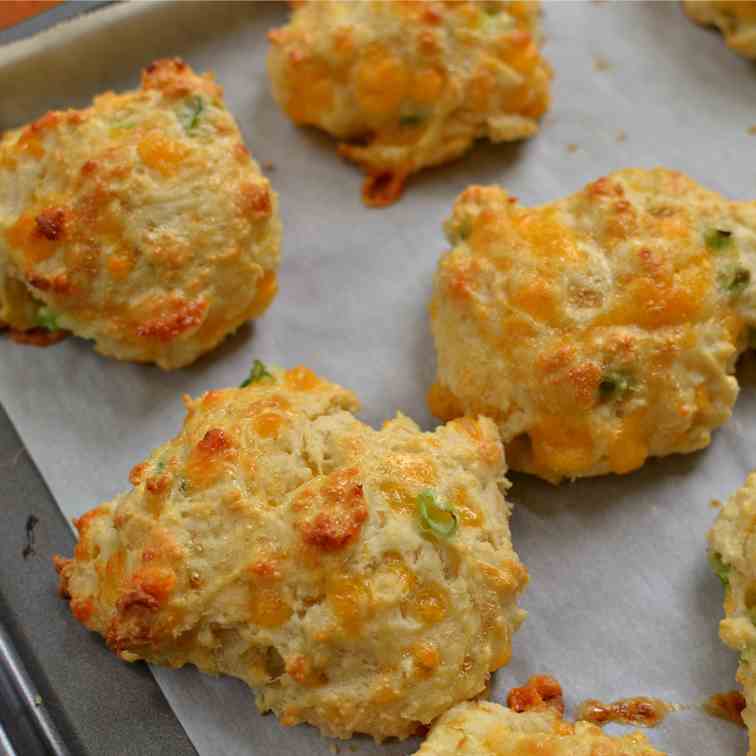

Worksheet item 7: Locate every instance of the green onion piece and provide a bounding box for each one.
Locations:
[704,228,733,251]
[748,327,756,350]
[749,608,756,626]
[399,113,424,127]
[417,489,459,538]
[723,267,751,296]
[240,359,273,388]
[709,551,731,587]
[599,372,631,401]
[457,216,473,241]
[34,306,60,332]
[180,96,205,132]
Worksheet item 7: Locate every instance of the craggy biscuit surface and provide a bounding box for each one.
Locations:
[429,168,756,483]
[684,1,756,59]
[413,700,666,755]
[709,473,756,755]
[0,59,281,369]
[54,365,527,741]
[268,0,550,206]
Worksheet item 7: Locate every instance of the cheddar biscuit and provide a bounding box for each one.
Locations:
[429,169,756,483]
[709,472,756,755]
[684,1,756,59]
[268,1,550,206]
[54,364,527,741]
[0,59,281,369]
[413,700,666,755]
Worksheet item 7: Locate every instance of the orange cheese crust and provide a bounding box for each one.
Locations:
[0,59,281,369]
[267,1,550,206]
[429,168,756,482]
[54,365,527,741]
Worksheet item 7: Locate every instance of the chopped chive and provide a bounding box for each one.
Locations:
[417,489,459,539]
[704,228,733,251]
[457,216,473,240]
[179,96,205,132]
[399,113,425,127]
[34,306,60,332]
[721,267,750,296]
[240,359,273,388]
[599,372,631,401]
[709,551,731,587]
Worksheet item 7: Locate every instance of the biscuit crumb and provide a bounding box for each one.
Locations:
[593,55,611,72]
[616,130,627,143]
[263,161,276,171]
[566,143,578,154]
[748,126,756,136]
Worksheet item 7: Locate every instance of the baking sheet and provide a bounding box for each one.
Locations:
[1,1,755,753]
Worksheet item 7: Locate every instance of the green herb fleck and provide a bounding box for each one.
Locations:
[34,306,60,332]
[111,119,136,131]
[704,228,733,252]
[399,113,425,127]
[155,460,166,474]
[457,216,473,241]
[599,372,631,401]
[709,551,731,587]
[721,267,751,297]
[240,359,273,388]
[748,608,756,626]
[748,327,756,350]
[417,489,459,539]
[179,96,205,132]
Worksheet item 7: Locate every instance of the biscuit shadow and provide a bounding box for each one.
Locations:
[687,556,739,694]
[507,447,705,521]
[407,138,528,201]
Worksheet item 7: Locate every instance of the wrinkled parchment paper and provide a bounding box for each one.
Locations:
[2,2,756,753]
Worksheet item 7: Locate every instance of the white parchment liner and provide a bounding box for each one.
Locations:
[1,2,755,753]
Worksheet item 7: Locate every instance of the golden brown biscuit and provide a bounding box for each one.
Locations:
[684,1,756,59]
[413,700,666,755]
[268,1,551,206]
[54,363,528,741]
[709,472,756,755]
[0,59,281,369]
[429,168,756,483]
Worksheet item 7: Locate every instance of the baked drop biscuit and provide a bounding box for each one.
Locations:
[429,169,756,482]
[709,473,756,756]
[268,1,551,206]
[0,59,281,369]
[54,364,528,741]
[684,1,756,59]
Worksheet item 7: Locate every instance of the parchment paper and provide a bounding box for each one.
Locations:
[1,2,755,753]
